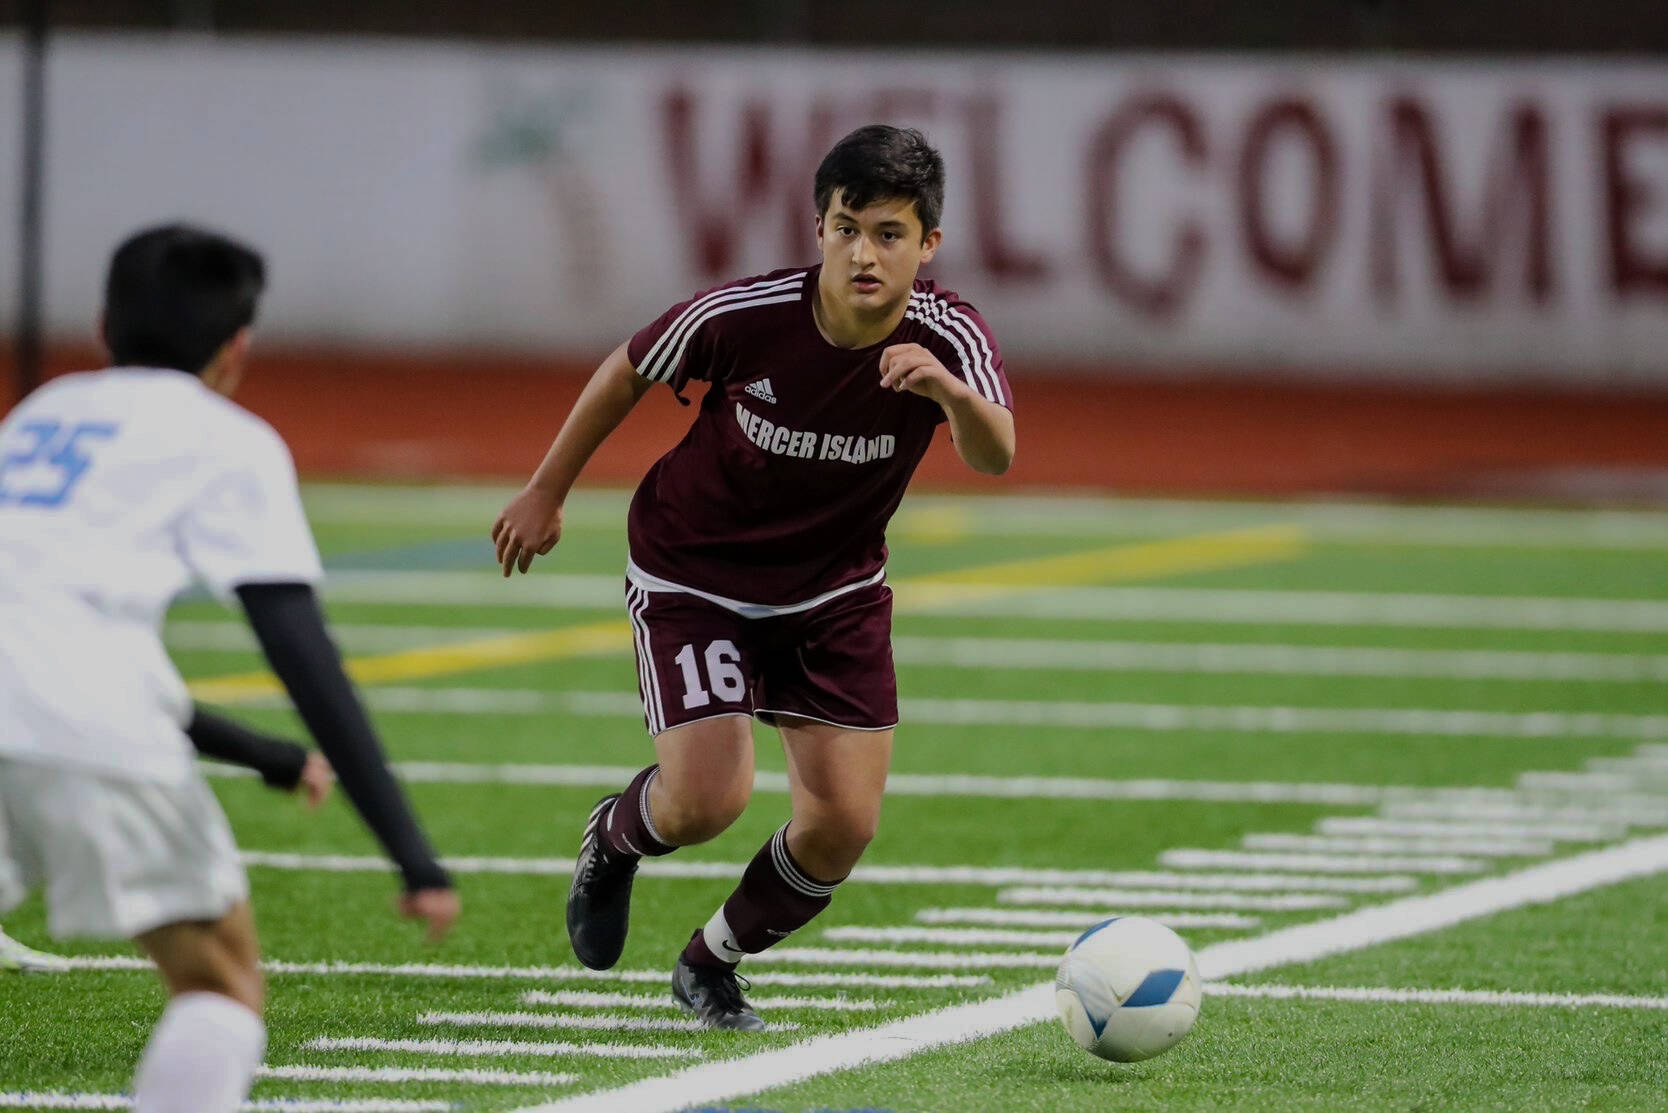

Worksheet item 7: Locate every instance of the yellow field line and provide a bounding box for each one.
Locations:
[893,523,1306,609]
[188,621,632,705]
[188,523,1305,706]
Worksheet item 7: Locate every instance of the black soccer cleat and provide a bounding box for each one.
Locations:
[566,793,639,970]
[672,949,768,1031]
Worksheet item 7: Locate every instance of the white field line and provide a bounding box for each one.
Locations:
[418,1011,798,1034]
[199,759,1483,808]
[257,1065,577,1085]
[1588,756,1668,773]
[1316,816,1624,841]
[171,619,1668,682]
[1242,833,1553,858]
[167,621,523,653]
[315,570,1668,631]
[748,948,1059,970]
[1516,771,1668,793]
[1001,873,1416,893]
[1196,833,1668,978]
[303,1037,698,1061]
[521,990,883,1013]
[1379,800,1668,827]
[0,1100,450,1113]
[1205,981,1668,1010]
[917,907,1261,929]
[891,635,1668,682]
[892,700,1668,741]
[893,495,1668,549]
[54,955,989,989]
[299,484,1668,548]
[235,850,1420,892]
[204,756,1668,815]
[323,571,621,609]
[515,832,1668,1113]
[327,687,1668,740]
[901,586,1668,632]
[824,926,1190,948]
[997,887,1348,911]
[1489,796,1668,824]
[1160,849,1485,874]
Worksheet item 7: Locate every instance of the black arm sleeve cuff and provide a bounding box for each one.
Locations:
[234,581,451,893]
[186,706,308,790]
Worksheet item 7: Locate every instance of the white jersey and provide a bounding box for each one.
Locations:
[0,367,322,783]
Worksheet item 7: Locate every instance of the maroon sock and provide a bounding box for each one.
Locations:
[601,764,675,858]
[682,823,843,967]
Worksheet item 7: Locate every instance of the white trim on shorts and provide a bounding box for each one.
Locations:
[625,584,667,735]
[651,710,755,740]
[754,707,899,733]
[625,559,886,620]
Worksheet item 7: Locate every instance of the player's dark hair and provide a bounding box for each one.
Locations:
[102,224,266,376]
[814,125,945,238]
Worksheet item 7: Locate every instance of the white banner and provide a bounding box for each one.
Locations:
[0,36,1665,385]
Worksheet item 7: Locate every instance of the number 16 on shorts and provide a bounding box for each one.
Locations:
[626,584,759,736]
[673,640,744,709]
[624,579,897,737]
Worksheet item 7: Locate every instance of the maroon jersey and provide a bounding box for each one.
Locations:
[624,265,1010,607]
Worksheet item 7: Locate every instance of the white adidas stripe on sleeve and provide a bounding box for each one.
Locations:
[637,274,807,384]
[907,294,1005,406]
[912,293,1004,406]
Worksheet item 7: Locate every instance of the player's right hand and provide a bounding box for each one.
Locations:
[399,887,461,944]
[492,486,564,577]
[296,751,335,810]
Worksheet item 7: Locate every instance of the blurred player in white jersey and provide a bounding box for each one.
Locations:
[1,732,334,973]
[0,225,460,1111]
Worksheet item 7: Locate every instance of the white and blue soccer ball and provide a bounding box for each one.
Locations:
[1055,915,1202,1062]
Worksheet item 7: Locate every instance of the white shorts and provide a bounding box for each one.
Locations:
[0,759,248,940]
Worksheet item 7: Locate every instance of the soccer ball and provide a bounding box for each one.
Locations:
[1055,915,1202,1062]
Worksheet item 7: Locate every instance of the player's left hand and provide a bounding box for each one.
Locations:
[399,887,462,944]
[295,751,334,810]
[879,344,963,405]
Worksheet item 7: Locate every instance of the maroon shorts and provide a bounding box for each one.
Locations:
[623,580,898,736]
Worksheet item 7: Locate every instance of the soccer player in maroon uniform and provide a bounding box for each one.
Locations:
[493,125,1015,1029]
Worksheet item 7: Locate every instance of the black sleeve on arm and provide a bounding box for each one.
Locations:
[186,706,308,790]
[234,581,450,892]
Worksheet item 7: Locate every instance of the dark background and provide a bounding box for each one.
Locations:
[2,0,1667,53]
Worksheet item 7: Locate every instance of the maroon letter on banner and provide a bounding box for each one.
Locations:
[1084,94,1208,319]
[663,87,775,279]
[965,93,1051,282]
[1370,97,1554,305]
[1238,97,1339,291]
[1603,106,1668,299]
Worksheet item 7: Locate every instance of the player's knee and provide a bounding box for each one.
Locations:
[800,805,880,859]
[837,810,881,855]
[657,785,750,845]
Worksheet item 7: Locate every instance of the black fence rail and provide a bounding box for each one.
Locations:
[2,0,1667,53]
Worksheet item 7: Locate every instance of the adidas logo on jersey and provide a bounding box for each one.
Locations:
[743,378,778,404]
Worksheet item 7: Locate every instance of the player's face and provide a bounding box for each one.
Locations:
[816,192,941,316]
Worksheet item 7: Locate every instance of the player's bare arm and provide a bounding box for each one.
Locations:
[879,342,1016,474]
[493,341,652,576]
